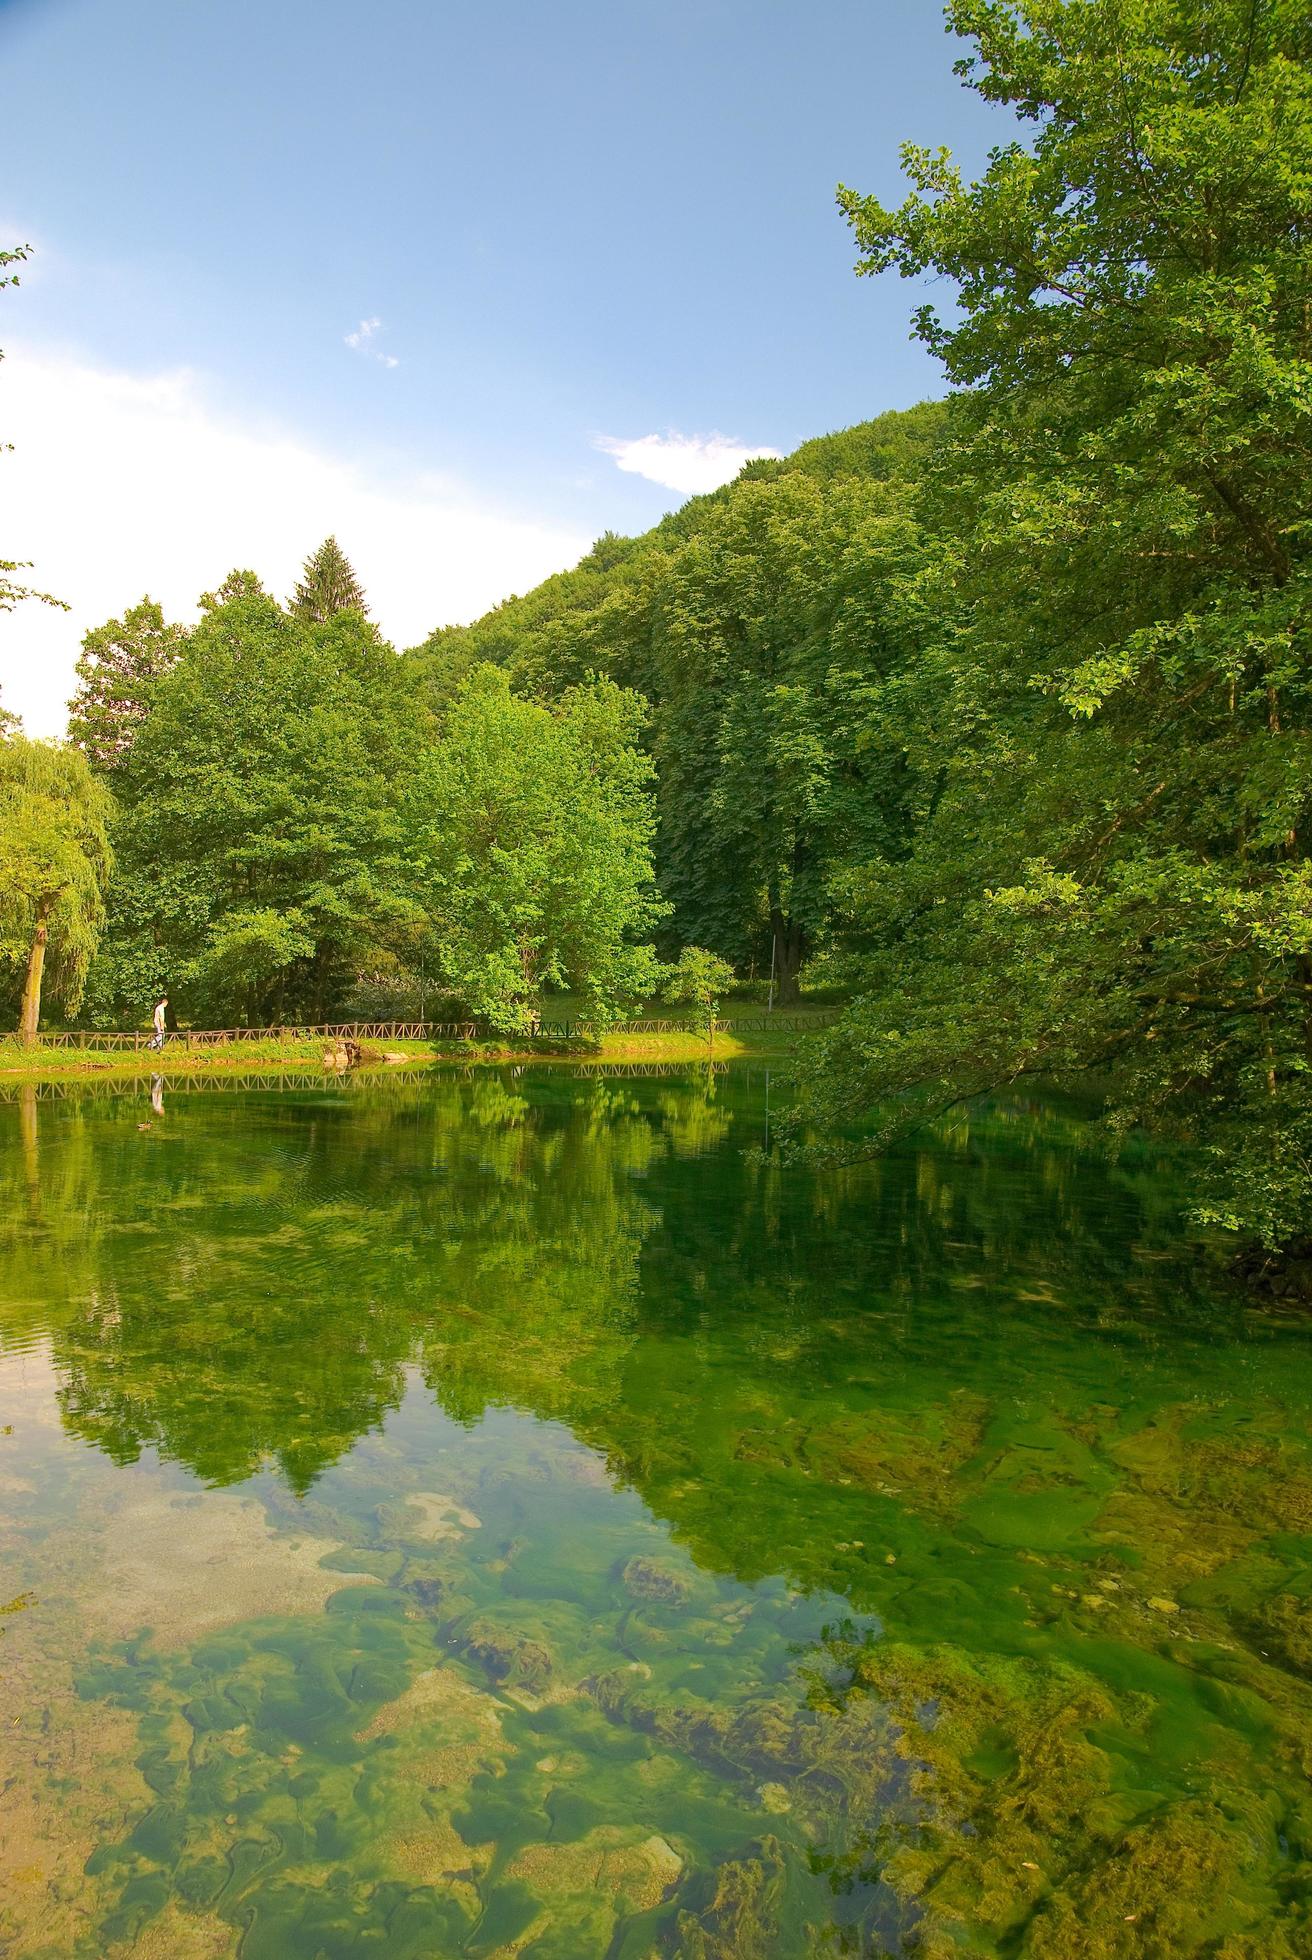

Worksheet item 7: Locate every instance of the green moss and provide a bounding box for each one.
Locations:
[813,1633,1310,1955]
[669,1836,788,1958]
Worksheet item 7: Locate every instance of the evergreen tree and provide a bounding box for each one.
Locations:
[289,537,368,622]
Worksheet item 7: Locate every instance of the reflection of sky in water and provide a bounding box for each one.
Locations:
[1,1069,1310,1955]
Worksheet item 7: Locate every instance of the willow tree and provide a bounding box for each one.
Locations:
[0,737,114,1041]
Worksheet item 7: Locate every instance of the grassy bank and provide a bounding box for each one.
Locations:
[0,1017,823,1088]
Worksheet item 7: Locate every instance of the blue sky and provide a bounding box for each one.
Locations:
[0,0,1000,730]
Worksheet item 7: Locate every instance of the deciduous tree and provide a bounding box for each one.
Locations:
[87,579,413,1026]
[68,597,187,772]
[404,666,665,1032]
[663,946,736,1052]
[798,0,1312,1251]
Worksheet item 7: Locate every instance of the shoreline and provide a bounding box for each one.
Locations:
[0,1025,808,1088]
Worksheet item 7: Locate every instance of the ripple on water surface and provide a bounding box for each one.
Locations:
[1,1066,1310,1957]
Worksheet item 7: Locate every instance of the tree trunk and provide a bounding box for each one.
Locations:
[18,898,52,1045]
[769,909,806,1007]
[19,1084,39,1213]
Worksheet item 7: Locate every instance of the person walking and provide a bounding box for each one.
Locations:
[147,994,169,1052]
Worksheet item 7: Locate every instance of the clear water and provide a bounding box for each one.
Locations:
[1,1066,1310,1957]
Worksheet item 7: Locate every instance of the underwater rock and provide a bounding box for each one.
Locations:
[385,1813,487,1895]
[356,1663,504,1746]
[803,1398,991,1517]
[399,1491,482,1541]
[406,1574,448,1610]
[621,1555,692,1605]
[552,1448,612,1489]
[356,1662,510,1860]
[470,1828,683,1957]
[506,1825,683,1916]
[455,1617,555,1693]
[585,1666,735,1761]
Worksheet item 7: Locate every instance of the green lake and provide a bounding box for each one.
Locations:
[2,1066,1311,1957]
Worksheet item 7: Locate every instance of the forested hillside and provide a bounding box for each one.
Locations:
[411,401,946,1000]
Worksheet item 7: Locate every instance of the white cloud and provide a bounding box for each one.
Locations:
[0,345,589,735]
[345,316,399,367]
[594,429,781,496]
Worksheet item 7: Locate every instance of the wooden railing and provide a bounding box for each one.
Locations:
[2,1021,479,1051]
[1,1010,839,1054]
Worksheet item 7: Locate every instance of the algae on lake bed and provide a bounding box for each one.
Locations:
[1,1068,1310,1955]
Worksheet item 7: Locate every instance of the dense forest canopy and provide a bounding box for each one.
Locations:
[53,566,666,1035]
[3,0,1311,1265]
[410,403,946,999]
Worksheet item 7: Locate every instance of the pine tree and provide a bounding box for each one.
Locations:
[289,537,368,622]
